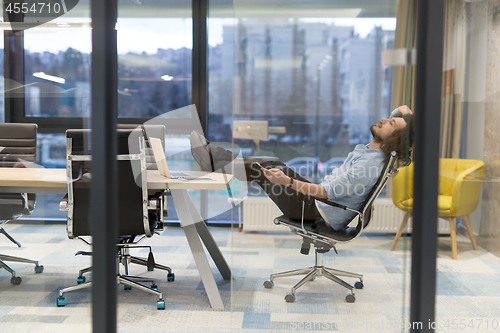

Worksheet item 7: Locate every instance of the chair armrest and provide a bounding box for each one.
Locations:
[314,197,347,210]
[450,164,484,216]
[147,199,159,210]
[60,194,69,212]
[147,192,163,210]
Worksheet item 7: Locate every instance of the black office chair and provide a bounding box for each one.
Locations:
[0,123,44,285]
[57,128,171,310]
[263,152,399,303]
[117,124,170,269]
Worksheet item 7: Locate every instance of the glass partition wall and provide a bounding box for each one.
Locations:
[226,1,417,331]
[433,0,500,331]
[1,0,93,329]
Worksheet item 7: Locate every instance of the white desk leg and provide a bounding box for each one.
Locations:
[187,219,232,279]
[170,189,224,309]
[173,189,232,279]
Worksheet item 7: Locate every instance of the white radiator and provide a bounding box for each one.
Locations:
[242,197,289,231]
[242,197,450,234]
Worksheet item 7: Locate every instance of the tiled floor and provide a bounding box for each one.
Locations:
[1,223,499,332]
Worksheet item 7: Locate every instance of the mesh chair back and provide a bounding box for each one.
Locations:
[358,151,398,230]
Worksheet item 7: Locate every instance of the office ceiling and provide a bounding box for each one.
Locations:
[70,0,397,19]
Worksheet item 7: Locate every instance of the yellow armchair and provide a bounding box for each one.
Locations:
[390,158,484,259]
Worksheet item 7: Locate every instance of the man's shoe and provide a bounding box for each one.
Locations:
[190,130,213,171]
[190,131,238,172]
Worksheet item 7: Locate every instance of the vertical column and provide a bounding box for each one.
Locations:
[91,0,118,332]
[3,29,24,123]
[192,0,208,136]
[193,0,209,218]
[411,0,444,332]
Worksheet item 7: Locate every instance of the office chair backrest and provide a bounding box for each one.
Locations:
[328,151,398,242]
[359,151,398,230]
[0,123,38,220]
[117,124,166,170]
[0,123,37,167]
[65,129,150,238]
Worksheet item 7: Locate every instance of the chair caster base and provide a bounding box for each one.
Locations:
[345,293,355,303]
[57,296,66,307]
[77,276,86,284]
[285,293,296,303]
[124,285,132,291]
[354,280,363,289]
[151,284,158,291]
[167,272,175,282]
[157,299,165,310]
[10,276,22,285]
[35,265,44,274]
[263,280,274,289]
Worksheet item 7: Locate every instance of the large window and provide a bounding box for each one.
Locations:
[117,17,192,118]
[24,19,91,118]
[208,8,396,187]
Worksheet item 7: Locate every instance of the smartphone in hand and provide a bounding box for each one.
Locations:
[255,162,266,169]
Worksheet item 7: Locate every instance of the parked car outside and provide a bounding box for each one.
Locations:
[285,157,321,181]
[322,157,346,176]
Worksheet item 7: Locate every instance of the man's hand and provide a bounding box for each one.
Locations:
[261,168,290,186]
[398,105,412,116]
[261,166,328,199]
[391,105,412,118]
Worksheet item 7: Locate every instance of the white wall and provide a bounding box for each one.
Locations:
[465,1,488,234]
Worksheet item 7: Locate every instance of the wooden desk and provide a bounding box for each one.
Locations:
[0,168,66,193]
[0,167,232,309]
[0,168,234,192]
[149,169,233,309]
[147,169,234,190]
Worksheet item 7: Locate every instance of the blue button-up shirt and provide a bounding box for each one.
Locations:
[316,144,386,230]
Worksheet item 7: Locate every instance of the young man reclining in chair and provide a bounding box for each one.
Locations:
[191,106,414,231]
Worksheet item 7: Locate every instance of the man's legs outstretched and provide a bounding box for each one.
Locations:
[190,131,322,222]
[244,160,322,222]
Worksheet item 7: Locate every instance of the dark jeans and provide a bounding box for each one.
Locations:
[244,160,323,222]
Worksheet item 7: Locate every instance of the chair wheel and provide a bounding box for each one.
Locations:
[354,280,364,289]
[167,272,175,282]
[263,280,274,289]
[77,276,86,284]
[151,284,158,291]
[57,296,66,307]
[147,268,154,271]
[157,299,165,310]
[124,285,132,290]
[346,293,356,303]
[35,265,44,274]
[285,293,296,303]
[10,276,22,285]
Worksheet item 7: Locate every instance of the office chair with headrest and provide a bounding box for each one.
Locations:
[57,128,170,310]
[117,124,170,268]
[0,123,44,285]
[263,152,399,303]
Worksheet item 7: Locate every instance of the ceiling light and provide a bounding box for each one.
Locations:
[33,72,65,84]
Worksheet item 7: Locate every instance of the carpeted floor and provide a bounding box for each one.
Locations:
[1,223,499,332]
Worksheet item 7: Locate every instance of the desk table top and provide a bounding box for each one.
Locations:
[147,170,234,190]
[0,167,233,192]
[0,167,67,193]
